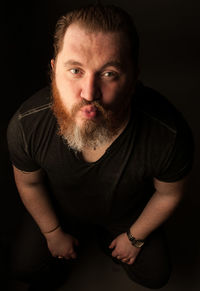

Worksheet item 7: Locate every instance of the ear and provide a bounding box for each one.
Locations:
[51,59,55,70]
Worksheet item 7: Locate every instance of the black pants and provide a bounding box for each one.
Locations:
[8,213,171,290]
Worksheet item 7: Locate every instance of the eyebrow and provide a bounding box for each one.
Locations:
[101,61,124,71]
[63,59,124,71]
[64,60,83,67]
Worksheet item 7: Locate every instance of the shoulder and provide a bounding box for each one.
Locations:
[133,82,190,135]
[132,82,194,181]
[7,86,56,146]
[17,86,52,119]
[7,87,57,171]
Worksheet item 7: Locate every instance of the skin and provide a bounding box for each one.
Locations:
[109,178,187,264]
[13,23,187,265]
[51,23,136,128]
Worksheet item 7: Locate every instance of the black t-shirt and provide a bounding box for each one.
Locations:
[7,83,194,231]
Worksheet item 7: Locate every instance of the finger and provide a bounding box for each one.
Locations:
[121,258,130,263]
[111,250,118,257]
[70,252,77,259]
[109,240,116,249]
[127,258,135,265]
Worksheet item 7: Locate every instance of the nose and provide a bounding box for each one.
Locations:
[80,74,101,102]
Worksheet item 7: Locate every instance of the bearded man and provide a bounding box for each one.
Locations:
[7,4,193,291]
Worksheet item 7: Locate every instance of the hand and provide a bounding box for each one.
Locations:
[44,227,79,260]
[109,232,141,265]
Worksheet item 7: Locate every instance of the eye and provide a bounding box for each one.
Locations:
[102,71,119,79]
[70,68,80,75]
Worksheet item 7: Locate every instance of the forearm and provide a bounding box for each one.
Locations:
[18,183,59,234]
[130,188,183,239]
[13,167,60,235]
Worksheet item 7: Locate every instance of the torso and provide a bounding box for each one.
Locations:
[7,84,193,229]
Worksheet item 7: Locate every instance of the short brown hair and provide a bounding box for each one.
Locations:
[53,3,139,66]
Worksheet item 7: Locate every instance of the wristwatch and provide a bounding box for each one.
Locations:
[126,229,145,248]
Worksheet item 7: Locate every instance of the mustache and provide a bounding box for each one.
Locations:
[71,99,111,116]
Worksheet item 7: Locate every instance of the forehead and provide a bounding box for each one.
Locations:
[57,23,130,66]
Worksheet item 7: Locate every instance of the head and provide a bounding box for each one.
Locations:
[51,4,139,152]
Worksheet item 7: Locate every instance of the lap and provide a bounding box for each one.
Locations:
[8,213,94,281]
[96,226,171,289]
[8,213,171,288]
[122,230,171,288]
[9,212,53,281]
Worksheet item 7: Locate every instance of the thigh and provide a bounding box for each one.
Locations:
[97,227,171,289]
[121,229,171,289]
[9,212,58,282]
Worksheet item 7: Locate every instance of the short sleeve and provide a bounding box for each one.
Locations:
[154,117,194,182]
[7,111,40,172]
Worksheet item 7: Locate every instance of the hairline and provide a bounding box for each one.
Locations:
[55,21,132,61]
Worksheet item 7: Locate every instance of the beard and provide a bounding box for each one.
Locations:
[51,75,131,152]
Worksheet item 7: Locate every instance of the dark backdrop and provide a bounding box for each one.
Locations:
[2,0,200,290]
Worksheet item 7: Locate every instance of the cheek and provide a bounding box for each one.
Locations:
[101,82,128,105]
[55,74,81,108]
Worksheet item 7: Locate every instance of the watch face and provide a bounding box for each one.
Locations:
[126,231,144,248]
[134,240,144,248]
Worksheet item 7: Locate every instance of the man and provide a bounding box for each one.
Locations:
[7,3,193,290]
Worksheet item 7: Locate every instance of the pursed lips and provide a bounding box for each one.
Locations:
[80,105,97,119]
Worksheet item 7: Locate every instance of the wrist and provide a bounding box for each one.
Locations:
[42,224,62,238]
[126,229,145,248]
[43,224,61,234]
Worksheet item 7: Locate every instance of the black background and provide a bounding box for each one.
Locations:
[2,0,200,290]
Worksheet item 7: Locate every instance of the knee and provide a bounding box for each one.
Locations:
[123,263,171,289]
[9,260,37,282]
[127,272,170,289]
[143,258,172,289]
[9,252,49,282]
[9,244,51,282]
[140,271,171,289]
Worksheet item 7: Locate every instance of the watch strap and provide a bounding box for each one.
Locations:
[126,229,145,248]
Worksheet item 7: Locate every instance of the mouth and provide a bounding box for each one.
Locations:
[80,105,98,119]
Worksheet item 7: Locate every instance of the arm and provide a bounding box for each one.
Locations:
[13,165,60,233]
[129,177,187,239]
[109,176,188,264]
[13,165,79,259]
